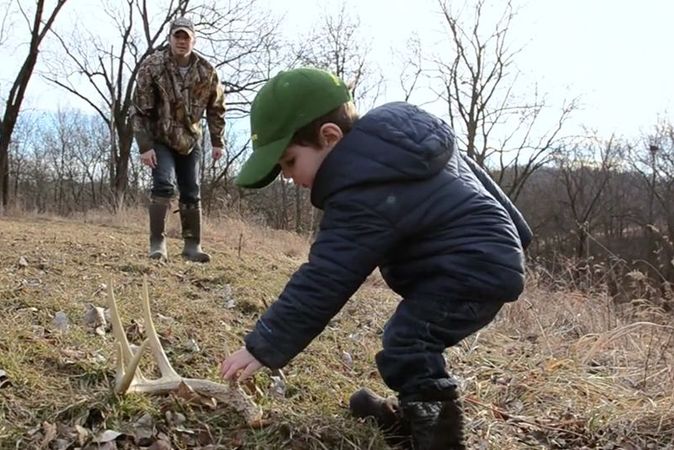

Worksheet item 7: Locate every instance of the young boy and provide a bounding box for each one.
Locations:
[220,68,532,450]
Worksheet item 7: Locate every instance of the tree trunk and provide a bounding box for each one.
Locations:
[0,0,68,209]
[111,122,133,211]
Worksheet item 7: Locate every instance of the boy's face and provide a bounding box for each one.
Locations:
[278,123,342,189]
[279,143,330,189]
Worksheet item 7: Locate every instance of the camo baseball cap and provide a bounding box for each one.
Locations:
[170,17,195,38]
[235,67,352,189]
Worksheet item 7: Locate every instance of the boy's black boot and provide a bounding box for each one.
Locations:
[179,202,210,263]
[349,388,410,447]
[400,389,466,450]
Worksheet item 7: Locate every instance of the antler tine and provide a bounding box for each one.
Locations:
[108,281,149,393]
[141,276,179,380]
[107,282,134,365]
[107,278,264,426]
[114,339,151,393]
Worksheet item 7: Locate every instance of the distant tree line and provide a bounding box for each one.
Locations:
[1,0,673,297]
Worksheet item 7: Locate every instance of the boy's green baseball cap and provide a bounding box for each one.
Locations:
[235,67,352,189]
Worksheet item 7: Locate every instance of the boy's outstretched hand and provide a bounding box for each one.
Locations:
[219,347,263,382]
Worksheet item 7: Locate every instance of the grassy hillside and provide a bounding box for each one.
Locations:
[0,212,672,449]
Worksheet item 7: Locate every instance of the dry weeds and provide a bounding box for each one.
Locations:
[0,213,672,449]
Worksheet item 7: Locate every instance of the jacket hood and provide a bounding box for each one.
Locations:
[311,102,456,208]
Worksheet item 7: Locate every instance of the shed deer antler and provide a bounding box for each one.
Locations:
[107,278,263,427]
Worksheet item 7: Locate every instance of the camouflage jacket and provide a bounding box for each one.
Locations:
[131,48,225,155]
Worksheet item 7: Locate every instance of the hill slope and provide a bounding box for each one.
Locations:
[0,214,672,449]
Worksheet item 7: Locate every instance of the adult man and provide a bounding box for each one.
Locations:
[132,16,225,263]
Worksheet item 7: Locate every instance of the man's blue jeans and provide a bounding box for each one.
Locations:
[150,142,201,205]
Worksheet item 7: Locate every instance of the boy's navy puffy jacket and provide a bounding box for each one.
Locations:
[245,102,533,369]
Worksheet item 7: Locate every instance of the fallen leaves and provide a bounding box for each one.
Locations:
[27,416,179,450]
[133,413,155,445]
[172,382,217,409]
[269,375,287,399]
[83,304,109,336]
[52,311,69,332]
[39,422,57,449]
[93,429,123,444]
[30,421,92,450]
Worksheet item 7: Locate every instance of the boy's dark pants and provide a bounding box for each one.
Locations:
[376,296,504,401]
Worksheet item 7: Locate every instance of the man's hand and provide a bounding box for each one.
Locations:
[212,146,223,161]
[140,149,157,169]
[219,347,263,382]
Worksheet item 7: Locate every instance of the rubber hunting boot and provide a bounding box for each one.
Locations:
[179,202,210,263]
[149,197,170,261]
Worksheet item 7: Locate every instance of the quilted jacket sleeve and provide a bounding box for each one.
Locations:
[244,197,398,369]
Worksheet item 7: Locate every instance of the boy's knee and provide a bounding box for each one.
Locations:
[380,313,417,351]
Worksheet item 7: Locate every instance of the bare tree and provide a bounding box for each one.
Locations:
[200,123,250,213]
[0,0,14,46]
[398,34,424,103]
[12,112,53,213]
[629,121,674,282]
[296,3,383,109]
[45,0,280,212]
[0,0,69,210]
[191,0,282,213]
[6,112,37,206]
[264,4,385,232]
[417,0,576,201]
[39,109,111,213]
[45,0,194,211]
[556,135,621,258]
[195,0,282,117]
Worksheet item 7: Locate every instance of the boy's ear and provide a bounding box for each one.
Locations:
[318,123,343,148]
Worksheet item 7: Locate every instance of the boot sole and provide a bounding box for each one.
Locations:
[181,253,210,263]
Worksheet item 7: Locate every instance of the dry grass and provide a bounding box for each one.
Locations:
[0,213,673,449]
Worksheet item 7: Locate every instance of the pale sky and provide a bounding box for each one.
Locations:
[288,0,674,139]
[2,0,674,140]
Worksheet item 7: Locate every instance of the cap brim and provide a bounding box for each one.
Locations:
[235,135,292,188]
[171,27,194,37]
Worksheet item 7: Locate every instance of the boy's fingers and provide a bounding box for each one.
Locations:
[219,357,239,378]
[223,361,243,381]
[218,360,229,378]
[222,367,235,380]
[220,361,233,379]
[238,363,258,382]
